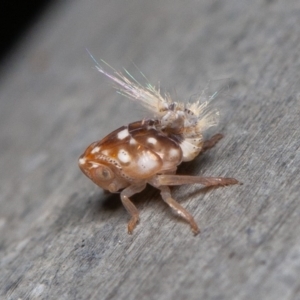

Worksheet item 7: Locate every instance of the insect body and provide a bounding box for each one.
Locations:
[79,59,239,234]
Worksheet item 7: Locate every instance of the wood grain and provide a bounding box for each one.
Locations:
[1,0,300,299]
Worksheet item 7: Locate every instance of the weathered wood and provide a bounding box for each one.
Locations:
[1,0,300,299]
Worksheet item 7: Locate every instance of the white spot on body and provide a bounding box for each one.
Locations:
[117,128,129,140]
[137,152,159,171]
[129,138,137,145]
[79,157,86,165]
[147,137,157,145]
[118,149,131,164]
[91,146,100,154]
[169,148,180,158]
[101,149,109,156]
[180,140,200,162]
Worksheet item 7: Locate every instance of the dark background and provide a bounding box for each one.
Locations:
[0,1,55,60]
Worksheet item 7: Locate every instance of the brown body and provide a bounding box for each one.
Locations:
[79,119,238,234]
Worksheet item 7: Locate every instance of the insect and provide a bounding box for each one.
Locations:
[79,57,239,234]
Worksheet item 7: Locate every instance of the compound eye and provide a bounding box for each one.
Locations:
[95,165,114,181]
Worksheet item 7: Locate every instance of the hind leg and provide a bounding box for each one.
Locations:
[150,174,239,187]
[159,186,199,234]
[201,133,224,154]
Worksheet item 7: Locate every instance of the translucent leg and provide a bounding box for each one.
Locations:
[151,174,239,187]
[120,183,146,234]
[200,133,224,154]
[159,186,199,234]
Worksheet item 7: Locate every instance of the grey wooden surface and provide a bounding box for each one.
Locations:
[1,0,300,299]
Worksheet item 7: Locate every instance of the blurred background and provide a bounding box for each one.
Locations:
[0,1,299,299]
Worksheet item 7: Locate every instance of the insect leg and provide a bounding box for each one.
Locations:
[120,184,146,234]
[159,186,199,234]
[151,174,239,187]
[200,133,224,154]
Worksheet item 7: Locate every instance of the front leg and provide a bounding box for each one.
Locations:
[120,183,146,234]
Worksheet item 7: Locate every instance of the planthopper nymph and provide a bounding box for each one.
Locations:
[79,57,239,235]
